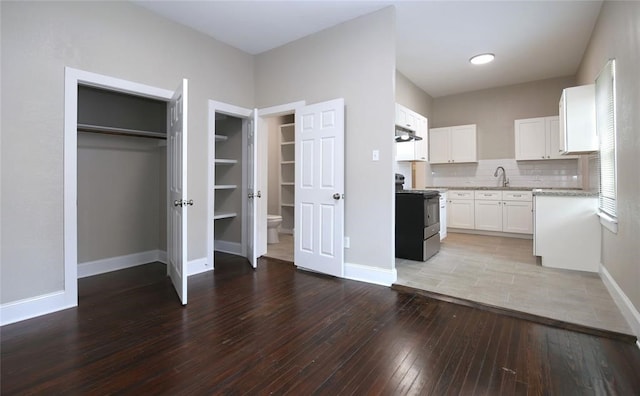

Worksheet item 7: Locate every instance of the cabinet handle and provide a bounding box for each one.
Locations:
[541,156,545,159]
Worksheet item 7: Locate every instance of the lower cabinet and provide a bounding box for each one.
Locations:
[447,190,475,229]
[448,190,533,235]
[439,192,448,240]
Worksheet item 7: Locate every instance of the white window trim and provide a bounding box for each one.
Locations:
[598,211,618,234]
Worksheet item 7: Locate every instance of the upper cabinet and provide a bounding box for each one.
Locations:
[429,124,477,164]
[559,85,597,154]
[515,116,577,160]
[395,104,428,162]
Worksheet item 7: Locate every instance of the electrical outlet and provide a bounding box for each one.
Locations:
[344,236,350,248]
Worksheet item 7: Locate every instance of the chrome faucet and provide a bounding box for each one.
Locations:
[494,166,509,187]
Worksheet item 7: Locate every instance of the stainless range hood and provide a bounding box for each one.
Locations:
[395,125,422,142]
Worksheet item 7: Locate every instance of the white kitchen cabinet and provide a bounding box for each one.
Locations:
[534,195,600,272]
[471,190,533,234]
[559,84,597,154]
[474,191,503,232]
[439,192,447,240]
[395,104,428,162]
[429,125,477,164]
[515,116,577,160]
[447,190,475,229]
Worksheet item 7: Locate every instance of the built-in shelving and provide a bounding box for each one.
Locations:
[215,134,228,141]
[77,123,166,140]
[214,159,238,165]
[213,212,237,220]
[279,122,295,233]
[214,184,237,190]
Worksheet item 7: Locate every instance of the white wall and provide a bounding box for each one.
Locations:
[576,1,640,333]
[255,7,397,271]
[0,1,254,304]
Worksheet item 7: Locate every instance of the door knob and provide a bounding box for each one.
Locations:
[186,199,194,206]
[333,193,341,200]
[248,193,254,199]
[174,199,183,207]
[256,191,262,198]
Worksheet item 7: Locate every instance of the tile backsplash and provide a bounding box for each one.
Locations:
[430,158,581,188]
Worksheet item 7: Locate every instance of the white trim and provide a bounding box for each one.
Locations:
[64,67,176,317]
[598,211,618,234]
[0,291,74,326]
[600,264,640,339]
[447,229,533,240]
[344,262,397,287]
[214,240,243,255]
[187,257,212,276]
[78,250,166,278]
[257,101,306,117]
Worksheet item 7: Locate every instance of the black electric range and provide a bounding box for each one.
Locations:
[395,189,441,261]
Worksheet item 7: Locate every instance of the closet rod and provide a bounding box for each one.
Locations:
[77,123,166,140]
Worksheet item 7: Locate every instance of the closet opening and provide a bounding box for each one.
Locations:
[76,85,169,290]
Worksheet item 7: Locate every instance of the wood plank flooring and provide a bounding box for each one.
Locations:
[2,253,640,395]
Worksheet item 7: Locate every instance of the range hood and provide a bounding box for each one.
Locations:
[395,125,422,142]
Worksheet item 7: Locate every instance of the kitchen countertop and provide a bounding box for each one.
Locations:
[426,186,545,191]
[532,189,598,197]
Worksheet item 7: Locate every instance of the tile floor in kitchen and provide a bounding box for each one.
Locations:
[395,232,632,335]
[264,231,632,335]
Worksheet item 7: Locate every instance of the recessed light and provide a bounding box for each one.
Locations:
[470,53,495,65]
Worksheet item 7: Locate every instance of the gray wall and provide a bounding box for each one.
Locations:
[255,7,397,270]
[1,1,254,303]
[395,70,434,188]
[576,1,640,330]
[432,76,576,160]
[77,133,165,262]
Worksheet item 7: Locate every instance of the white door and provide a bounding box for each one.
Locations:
[295,99,344,277]
[168,79,189,305]
[474,200,503,232]
[450,125,477,162]
[246,110,259,268]
[429,127,450,164]
[515,118,546,160]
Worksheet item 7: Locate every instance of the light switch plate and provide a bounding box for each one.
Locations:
[372,150,379,161]
[344,236,350,248]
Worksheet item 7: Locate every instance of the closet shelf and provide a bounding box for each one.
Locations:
[213,212,237,220]
[77,123,166,140]
[214,185,237,190]
[281,203,294,207]
[214,159,238,165]
[281,161,294,165]
[281,141,294,146]
[281,182,294,186]
[215,134,228,141]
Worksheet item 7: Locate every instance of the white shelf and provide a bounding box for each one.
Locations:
[281,203,294,207]
[213,212,237,220]
[214,185,237,190]
[281,182,294,186]
[281,141,294,146]
[214,134,228,141]
[77,123,166,140]
[281,161,294,165]
[214,159,238,164]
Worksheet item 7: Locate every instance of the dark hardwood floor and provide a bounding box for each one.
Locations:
[2,253,639,395]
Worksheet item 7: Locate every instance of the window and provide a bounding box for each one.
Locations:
[596,59,617,232]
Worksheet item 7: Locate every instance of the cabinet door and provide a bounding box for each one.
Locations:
[450,125,477,163]
[474,200,502,231]
[515,118,546,160]
[395,140,415,161]
[439,193,447,240]
[448,199,475,229]
[547,116,578,160]
[502,201,533,234]
[413,116,428,161]
[429,127,450,164]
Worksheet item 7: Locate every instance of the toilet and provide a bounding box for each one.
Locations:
[267,214,283,244]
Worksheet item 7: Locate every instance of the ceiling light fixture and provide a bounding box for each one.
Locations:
[470,53,495,65]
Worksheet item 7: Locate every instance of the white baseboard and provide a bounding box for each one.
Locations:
[1,291,76,326]
[344,262,397,287]
[600,264,640,340]
[188,257,212,276]
[214,240,243,255]
[2,253,209,326]
[78,250,166,278]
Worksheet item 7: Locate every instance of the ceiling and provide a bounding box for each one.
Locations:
[134,1,603,98]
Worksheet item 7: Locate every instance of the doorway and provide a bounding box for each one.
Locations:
[64,67,188,308]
